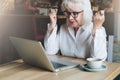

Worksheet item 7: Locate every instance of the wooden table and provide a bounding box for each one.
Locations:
[0,56,119,80]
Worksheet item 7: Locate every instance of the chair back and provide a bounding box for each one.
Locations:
[107,35,114,62]
[103,12,114,62]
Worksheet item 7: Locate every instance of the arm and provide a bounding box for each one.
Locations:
[90,10,107,61]
[44,9,59,54]
[90,27,107,61]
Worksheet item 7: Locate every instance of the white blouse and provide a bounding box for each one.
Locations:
[44,22,107,61]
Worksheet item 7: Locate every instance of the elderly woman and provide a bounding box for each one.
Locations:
[44,0,107,61]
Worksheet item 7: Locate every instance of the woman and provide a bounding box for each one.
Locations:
[44,0,107,61]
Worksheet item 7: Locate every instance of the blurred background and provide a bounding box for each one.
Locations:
[0,0,120,63]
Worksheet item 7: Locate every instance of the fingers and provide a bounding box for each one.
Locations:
[49,9,57,14]
[49,9,57,26]
[93,10,105,29]
[49,9,57,18]
[94,10,105,20]
[99,10,105,15]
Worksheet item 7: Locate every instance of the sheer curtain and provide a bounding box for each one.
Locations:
[0,0,15,13]
[114,0,120,42]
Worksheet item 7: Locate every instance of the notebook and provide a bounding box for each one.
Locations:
[9,37,80,72]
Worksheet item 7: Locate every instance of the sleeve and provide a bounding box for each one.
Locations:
[90,27,107,61]
[44,23,59,54]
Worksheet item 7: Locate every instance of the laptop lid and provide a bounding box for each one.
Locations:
[10,37,79,72]
[10,37,54,71]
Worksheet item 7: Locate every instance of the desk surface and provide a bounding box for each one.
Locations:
[0,56,119,80]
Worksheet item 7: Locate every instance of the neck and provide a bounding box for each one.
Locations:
[74,27,79,36]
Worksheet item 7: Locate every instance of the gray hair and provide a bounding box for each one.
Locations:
[61,0,93,26]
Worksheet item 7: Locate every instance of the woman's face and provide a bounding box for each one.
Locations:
[65,7,84,28]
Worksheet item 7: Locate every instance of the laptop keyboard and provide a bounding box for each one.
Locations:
[51,61,67,69]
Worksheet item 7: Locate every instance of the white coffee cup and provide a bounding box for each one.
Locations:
[86,58,103,69]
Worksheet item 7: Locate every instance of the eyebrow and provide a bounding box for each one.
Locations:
[64,10,84,13]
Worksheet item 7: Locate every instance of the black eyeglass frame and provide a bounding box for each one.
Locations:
[63,10,84,18]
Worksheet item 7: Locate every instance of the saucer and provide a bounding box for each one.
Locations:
[82,64,107,72]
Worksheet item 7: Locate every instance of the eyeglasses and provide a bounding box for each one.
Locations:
[64,10,84,18]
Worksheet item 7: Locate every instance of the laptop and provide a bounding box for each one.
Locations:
[9,37,80,72]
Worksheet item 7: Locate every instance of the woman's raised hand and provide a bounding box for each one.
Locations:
[49,9,57,32]
[93,10,105,29]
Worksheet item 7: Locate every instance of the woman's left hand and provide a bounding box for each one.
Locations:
[93,10,105,29]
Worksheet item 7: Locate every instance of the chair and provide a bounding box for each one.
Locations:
[32,15,49,41]
[103,12,114,62]
[107,35,114,62]
[32,15,66,41]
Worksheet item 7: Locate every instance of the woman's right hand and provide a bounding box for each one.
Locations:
[49,9,57,31]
